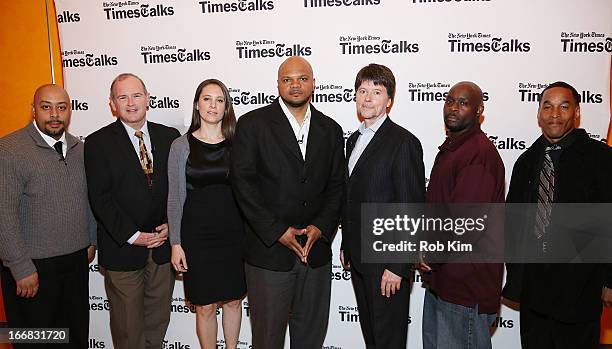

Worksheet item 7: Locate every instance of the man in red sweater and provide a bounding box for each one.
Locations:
[420,81,505,349]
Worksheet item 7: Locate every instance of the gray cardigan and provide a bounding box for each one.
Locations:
[167,134,190,245]
[0,123,96,280]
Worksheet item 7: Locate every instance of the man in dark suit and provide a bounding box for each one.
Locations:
[231,56,344,349]
[340,64,425,349]
[502,81,612,349]
[84,73,180,349]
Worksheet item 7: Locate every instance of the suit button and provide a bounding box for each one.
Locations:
[302,201,308,207]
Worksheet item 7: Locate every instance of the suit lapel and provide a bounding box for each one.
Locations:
[350,117,392,177]
[270,100,305,163]
[112,119,148,188]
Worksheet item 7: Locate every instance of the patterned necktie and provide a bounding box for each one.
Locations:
[534,145,559,240]
[134,131,153,189]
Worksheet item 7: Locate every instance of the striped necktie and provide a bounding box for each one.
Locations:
[534,145,560,242]
[134,130,153,189]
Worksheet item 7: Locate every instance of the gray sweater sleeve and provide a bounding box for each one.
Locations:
[167,135,188,245]
[0,149,37,280]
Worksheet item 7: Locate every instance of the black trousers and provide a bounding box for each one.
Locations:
[520,306,600,349]
[245,260,331,349]
[1,248,89,349]
[351,268,411,349]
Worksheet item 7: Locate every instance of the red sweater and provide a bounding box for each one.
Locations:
[425,124,505,314]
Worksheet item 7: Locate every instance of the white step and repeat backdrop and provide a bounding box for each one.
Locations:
[54,0,611,348]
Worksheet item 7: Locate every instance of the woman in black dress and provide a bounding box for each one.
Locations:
[167,79,245,349]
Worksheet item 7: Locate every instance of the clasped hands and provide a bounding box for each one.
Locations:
[133,223,169,249]
[278,225,321,263]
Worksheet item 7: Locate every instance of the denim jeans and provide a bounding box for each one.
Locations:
[422,289,496,349]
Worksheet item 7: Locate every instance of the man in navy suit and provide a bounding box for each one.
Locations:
[340,63,425,349]
[231,56,344,349]
[85,73,180,349]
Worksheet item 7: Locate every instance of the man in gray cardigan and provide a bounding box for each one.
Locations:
[0,84,96,349]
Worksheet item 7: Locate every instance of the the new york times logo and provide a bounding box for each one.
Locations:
[141,44,210,64]
[518,83,603,104]
[339,35,419,55]
[62,49,118,68]
[199,0,274,13]
[560,32,612,53]
[102,2,174,20]
[331,264,351,281]
[57,10,80,23]
[236,39,311,59]
[338,305,360,322]
[149,95,180,109]
[487,135,526,150]
[89,338,106,348]
[408,82,489,102]
[72,99,89,111]
[163,340,190,349]
[171,297,221,315]
[89,295,110,311]
[448,32,530,53]
[229,87,277,106]
[312,83,355,104]
[322,346,342,349]
[413,0,490,3]
[304,0,380,8]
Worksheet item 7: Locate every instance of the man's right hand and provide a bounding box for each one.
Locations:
[16,272,39,298]
[278,227,307,262]
[133,232,167,248]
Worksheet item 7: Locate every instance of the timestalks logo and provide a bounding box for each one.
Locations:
[517,83,602,104]
[487,135,526,150]
[560,32,611,53]
[338,305,360,322]
[331,264,351,281]
[199,0,274,13]
[163,340,191,349]
[57,10,80,23]
[229,88,277,106]
[149,95,180,109]
[339,35,419,55]
[89,338,106,348]
[492,316,514,328]
[304,0,380,8]
[312,84,355,104]
[72,99,89,111]
[141,45,211,64]
[89,296,111,311]
[62,50,118,68]
[103,3,174,20]
[407,82,489,102]
[235,40,312,59]
[448,32,530,53]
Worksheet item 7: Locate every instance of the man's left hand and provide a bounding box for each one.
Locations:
[148,223,169,248]
[381,269,402,298]
[602,287,612,307]
[303,225,322,262]
[87,245,96,264]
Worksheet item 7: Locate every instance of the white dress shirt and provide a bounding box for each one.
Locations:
[33,121,67,158]
[120,120,153,244]
[279,98,311,159]
[348,114,387,176]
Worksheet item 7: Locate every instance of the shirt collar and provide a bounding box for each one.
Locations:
[358,114,387,135]
[541,128,578,150]
[121,120,149,137]
[32,120,66,148]
[279,98,311,125]
[439,123,482,152]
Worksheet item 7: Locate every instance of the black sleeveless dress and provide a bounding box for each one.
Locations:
[180,134,246,305]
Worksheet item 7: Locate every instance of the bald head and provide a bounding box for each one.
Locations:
[277,56,315,109]
[32,84,71,140]
[443,81,484,136]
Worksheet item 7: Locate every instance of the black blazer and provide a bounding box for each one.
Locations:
[231,99,344,271]
[502,129,612,322]
[84,119,180,271]
[341,117,425,278]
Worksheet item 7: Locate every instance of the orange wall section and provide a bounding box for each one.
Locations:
[0,0,63,138]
